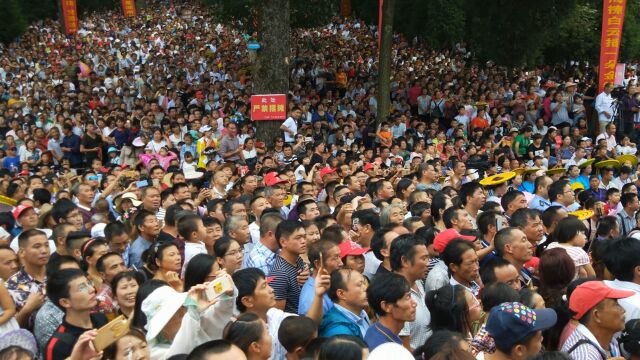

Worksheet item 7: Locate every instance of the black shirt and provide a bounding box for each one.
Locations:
[81,133,102,164]
[46,313,108,360]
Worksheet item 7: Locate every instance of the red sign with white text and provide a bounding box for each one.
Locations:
[122,0,137,17]
[251,94,287,120]
[598,0,626,92]
[61,0,78,34]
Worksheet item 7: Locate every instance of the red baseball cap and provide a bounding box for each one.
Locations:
[12,204,33,221]
[433,229,476,253]
[320,167,337,178]
[569,281,634,320]
[339,240,369,258]
[264,172,287,187]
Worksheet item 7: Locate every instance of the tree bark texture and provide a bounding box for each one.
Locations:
[253,0,290,147]
[376,0,395,127]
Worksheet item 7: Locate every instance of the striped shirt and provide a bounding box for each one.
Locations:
[243,240,278,275]
[561,323,619,360]
[270,254,306,314]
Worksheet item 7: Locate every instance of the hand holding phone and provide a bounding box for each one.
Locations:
[93,315,129,351]
[205,274,234,300]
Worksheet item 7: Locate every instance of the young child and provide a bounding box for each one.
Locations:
[376,122,393,148]
[182,151,197,173]
[278,316,318,360]
[572,95,585,122]
[107,147,121,166]
[177,213,208,277]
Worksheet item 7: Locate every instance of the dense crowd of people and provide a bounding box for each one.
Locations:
[2,1,640,360]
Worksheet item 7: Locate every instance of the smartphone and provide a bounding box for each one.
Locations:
[205,274,234,300]
[93,315,130,351]
[305,137,313,143]
[135,180,149,188]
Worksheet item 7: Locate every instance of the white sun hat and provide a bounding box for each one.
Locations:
[141,286,188,341]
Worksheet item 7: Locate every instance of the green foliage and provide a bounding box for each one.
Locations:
[201,0,337,31]
[0,0,27,44]
[543,1,600,64]
[620,0,640,61]
[18,0,58,23]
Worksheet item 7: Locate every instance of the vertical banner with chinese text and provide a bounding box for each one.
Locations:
[61,0,78,34]
[598,0,627,92]
[121,0,137,17]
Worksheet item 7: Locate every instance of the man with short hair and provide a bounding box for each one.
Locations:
[319,269,370,338]
[232,267,327,360]
[549,180,574,211]
[443,207,473,232]
[270,220,309,313]
[51,199,84,231]
[95,252,127,318]
[480,257,522,291]
[370,226,400,278]
[510,208,545,250]
[45,269,108,360]
[495,227,534,288]
[226,215,251,247]
[391,234,431,350]
[128,209,160,269]
[140,186,161,214]
[49,223,75,264]
[477,210,508,266]
[297,199,320,221]
[617,192,639,238]
[298,240,343,316]
[603,237,640,321]
[501,190,529,219]
[416,162,442,191]
[562,281,633,359]
[75,183,96,224]
[364,272,417,351]
[444,239,481,296]
[265,185,288,219]
[483,302,557,360]
[6,229,49,327]
[353,210,381,279]
[529,176,552,212]
[243,213,282,274]
[104,222,131,266]
[460,181,486,229]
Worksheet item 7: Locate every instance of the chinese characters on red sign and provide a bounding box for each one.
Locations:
[121,0,137,17]
[598,0,627,92]
[251,94,287,121]
[61,0,78,34]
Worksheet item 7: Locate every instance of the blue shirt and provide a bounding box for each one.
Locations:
[364,321,402,351]
[298,276,333,316]
[243,240,277,275]
[529,195,551,212]
[319,303,370,338]
[128,236,152,270]
[2,156,19,172]
[61,133,82,167]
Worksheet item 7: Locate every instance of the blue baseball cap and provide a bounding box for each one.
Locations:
[486,302,557,351]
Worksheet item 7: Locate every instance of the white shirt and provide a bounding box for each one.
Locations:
[595,132,617,151]
[282,116,298,143]
[595,91,615,123]
[249,221,260,244]
[399,279,431,349]
[604,279,640,322]
[266,307,296,360]
[181,241,208,277]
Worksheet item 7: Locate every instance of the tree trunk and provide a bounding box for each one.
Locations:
[253,0,290,148]
[376,0,395,127]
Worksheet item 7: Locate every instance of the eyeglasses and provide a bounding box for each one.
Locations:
[76,280,95,294]
[66,212,82,220]
[226,249,244,257]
